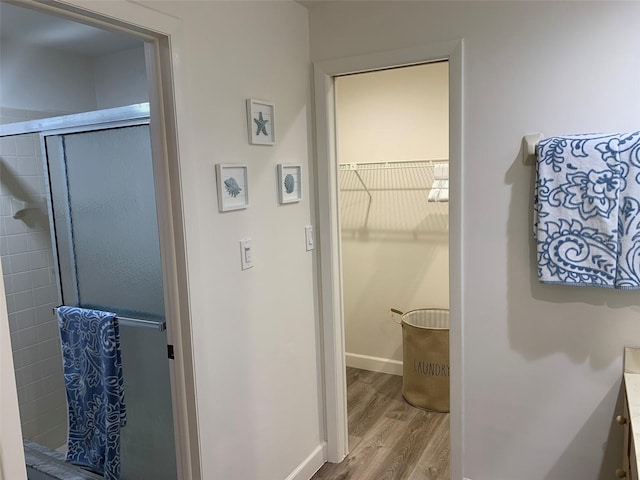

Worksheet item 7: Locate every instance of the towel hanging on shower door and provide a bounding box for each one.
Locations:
[56,306,126,480]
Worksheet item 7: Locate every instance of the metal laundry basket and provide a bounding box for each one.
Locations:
[391,308,450,412]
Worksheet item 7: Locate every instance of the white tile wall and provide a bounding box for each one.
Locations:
[0,107,66,449]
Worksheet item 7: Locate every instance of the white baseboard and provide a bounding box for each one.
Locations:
[345,352,403,376]
[285,443,326,480]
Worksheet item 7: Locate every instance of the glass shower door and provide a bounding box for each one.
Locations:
[44,124,177,480]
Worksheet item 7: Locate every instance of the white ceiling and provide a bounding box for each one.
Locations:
[0,2,142,57]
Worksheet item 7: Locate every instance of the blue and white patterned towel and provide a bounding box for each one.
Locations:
[534,132,640,288]
[615,131,640,288]
[57,306,126,479]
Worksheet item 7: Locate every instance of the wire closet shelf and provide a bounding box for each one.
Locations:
[337,159,449,238]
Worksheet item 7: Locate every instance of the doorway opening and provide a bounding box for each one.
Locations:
[314,62,451,479]
[0,2,198,479]
[312,39,463,479]
[336,62,449,376]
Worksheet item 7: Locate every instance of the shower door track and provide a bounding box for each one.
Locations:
[0,103,150,137]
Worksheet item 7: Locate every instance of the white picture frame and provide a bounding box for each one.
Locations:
[277,164,302,204]
[216,164,249,212]
[246,99,275,145]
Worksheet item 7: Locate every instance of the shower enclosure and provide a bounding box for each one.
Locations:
[0,104,177,479]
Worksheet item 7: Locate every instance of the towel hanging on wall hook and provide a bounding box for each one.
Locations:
[532,130,640,288]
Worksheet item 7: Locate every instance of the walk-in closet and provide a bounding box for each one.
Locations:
[313,61,451,479]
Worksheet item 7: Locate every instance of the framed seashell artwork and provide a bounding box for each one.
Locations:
[246,99,275,145]
[216,164,249,211]
[277,164,302,204]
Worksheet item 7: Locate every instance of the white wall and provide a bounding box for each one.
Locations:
[92,46,148,109]
[1,2,321,478]
[336,63,449,164]
[308,2,640,479]
[336,64,449,370]
[0,40,146,114]
[125,2,321,479]
[0,40,96,113]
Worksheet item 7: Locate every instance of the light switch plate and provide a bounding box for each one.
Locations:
[240,238,254,270]
[305,226,314,251]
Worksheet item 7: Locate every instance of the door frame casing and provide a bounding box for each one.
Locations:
[9,1,202,478]
[313,40,464,479]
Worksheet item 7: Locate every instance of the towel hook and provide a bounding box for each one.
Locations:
[522,133,544,165]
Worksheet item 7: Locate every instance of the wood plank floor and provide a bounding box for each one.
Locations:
[312,368,449,480]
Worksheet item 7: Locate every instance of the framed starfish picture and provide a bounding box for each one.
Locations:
[246,99,275,145]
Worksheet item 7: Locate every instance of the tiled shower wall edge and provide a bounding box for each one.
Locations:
[0,107,67,449]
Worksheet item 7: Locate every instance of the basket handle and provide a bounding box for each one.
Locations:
[390,308,403,324]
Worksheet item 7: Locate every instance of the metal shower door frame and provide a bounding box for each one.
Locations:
[30,105,152,318]
[0,104,152,319]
